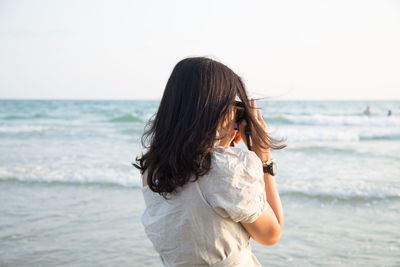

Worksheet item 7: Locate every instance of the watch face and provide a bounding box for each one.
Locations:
[262,161,277,175]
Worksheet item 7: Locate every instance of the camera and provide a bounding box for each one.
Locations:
[232,101,253,150]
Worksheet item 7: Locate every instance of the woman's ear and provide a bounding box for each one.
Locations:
[233,131,242,144]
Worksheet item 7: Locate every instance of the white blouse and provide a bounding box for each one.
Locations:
[141,146,267,267]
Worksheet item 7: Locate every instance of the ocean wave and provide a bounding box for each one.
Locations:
[277,179,400,202]
[359,131,400,140]
[0,125,51,134]
[0,114,61,121]
[269,114,400,127]
[275,127,400,142]
[267,116,292,124]
[109,114,142,123]
[288,145,356,154]
[0,167,142,188]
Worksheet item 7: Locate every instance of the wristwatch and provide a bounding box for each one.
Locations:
[262,159,277,176]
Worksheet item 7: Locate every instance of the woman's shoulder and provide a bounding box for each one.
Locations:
[200,146,266,223]
[211,146,261,168]
[209,146,263,183]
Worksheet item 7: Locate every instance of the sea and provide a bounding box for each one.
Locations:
[0,100,399,267]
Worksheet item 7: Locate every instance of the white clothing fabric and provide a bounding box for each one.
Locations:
[141,146,267,266]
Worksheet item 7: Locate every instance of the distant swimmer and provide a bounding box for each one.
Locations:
[363,106,371,116]
[388,109,392,116]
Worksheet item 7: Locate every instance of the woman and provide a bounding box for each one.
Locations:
[134,57,285,266]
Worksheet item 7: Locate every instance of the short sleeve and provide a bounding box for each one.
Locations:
[199,147,267,223]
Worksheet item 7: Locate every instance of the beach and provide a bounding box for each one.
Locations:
[1,100,399,266]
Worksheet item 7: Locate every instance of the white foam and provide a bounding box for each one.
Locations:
[279,180,400,200]
[272,126,400,142]
[281,114,400,127]
[0,125,51,134]
[0,166,143,188]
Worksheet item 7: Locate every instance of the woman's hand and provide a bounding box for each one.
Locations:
[236,99,272,162]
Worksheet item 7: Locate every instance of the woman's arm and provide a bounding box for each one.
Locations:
[240,171,284,246]
[263,172,284,227]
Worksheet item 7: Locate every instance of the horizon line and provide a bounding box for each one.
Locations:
[0,97,399,101]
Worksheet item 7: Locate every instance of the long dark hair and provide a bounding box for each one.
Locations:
[133,57,285,198]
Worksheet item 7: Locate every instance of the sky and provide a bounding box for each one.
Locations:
[0,0,399,100]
